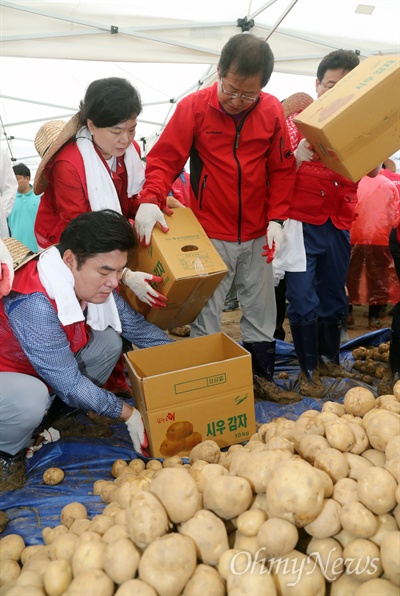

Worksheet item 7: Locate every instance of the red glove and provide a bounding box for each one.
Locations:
[122,270,168,309]
[262,242,275,264]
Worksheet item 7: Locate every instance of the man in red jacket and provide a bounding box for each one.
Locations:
[133,34,297,402]
[285,49,381,397]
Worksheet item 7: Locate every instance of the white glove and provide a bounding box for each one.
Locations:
[294,138,315,169]
[0,238,14,297]
[266,221,284,254]
[134,203,169,246]
[125,409,149,455]
[122,269,167,308]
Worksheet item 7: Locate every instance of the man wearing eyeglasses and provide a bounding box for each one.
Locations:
[284,49,381,398]
[134,33,297,403]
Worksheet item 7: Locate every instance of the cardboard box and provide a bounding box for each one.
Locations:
[122,208,228,329]
[125,332,256,458]
[294,55,400,182]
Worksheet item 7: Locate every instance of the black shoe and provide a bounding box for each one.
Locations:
[0,450,26,492]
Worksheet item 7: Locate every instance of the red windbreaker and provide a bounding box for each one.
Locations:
[139,82,296,242]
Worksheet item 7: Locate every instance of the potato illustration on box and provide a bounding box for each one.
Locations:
[159,421,202,457]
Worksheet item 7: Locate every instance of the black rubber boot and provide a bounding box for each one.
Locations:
[378,329,400,395]
[243,341,301,403]
[318,319,356,379]
[290,320,325,398]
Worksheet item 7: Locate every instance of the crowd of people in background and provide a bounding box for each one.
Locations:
[1,35,399,481]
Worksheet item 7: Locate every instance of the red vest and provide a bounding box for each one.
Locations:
[0,260,89,375]
[286,114,359,230]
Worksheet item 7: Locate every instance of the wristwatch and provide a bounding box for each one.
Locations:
[270,219,285,227]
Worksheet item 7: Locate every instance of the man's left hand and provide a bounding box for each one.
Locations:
[122,269,167,309]
[263,221,284,263]
[0,239,14,297]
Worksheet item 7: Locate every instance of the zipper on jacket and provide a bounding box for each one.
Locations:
[232,103,258,243]
[199,175,207,210]
[279,136,284,163]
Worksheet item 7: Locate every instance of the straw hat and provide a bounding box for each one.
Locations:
[1,237,39,271]
[282,92,314,118]
[34,113,81,195]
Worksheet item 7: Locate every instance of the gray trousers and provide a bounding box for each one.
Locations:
[0,328,121,456]
[190,237,276,342]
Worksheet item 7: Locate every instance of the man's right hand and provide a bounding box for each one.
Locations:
[0,239,14,298]
[134,203,171,247]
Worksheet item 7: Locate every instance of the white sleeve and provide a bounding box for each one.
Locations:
[0,148,18,236]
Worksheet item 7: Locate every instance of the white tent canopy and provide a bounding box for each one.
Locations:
[1,0,399,173]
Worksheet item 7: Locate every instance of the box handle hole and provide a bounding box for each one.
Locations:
[181,245,199,252]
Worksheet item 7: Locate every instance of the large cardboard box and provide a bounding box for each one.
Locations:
[294,55,400,182]
[123,208,228,329]
[125,333,256,458]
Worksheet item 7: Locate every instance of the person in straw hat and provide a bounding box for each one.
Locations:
[283,49,382,398]
[0,210,173,489]
[33,77,171,397]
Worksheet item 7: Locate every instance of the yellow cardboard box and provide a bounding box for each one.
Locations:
[294,55,400,182]
[123,208,228,329]
[124,332,256,458]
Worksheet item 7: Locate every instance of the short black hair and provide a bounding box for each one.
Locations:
[78,77,142,128]
[13,163,31,177]
[218,34,274,88]
[58,209,137,268]
[317,50,360,82]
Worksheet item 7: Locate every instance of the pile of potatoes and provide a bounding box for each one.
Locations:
[0,381,399,595]
[351,343,390,384]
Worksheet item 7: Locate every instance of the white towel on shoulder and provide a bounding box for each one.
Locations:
[37,246,121,333]
[76,126,145,213]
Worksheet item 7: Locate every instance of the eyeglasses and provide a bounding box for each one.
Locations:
[220,79,260,104]
[320,81,337,90]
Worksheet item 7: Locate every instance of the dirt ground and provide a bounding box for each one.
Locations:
[172,303,393,344]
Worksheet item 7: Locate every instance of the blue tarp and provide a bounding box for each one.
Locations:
[1,329,391,544]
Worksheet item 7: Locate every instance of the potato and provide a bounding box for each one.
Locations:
[179,509,229,566]
[102,523,129,544]
[68,519,91,536]
[394,380,400,400]
[345,453,373,480]
[304,498,342,538]
[190,463,228,492]
[325,422,355,452]
[370,513,398,546]
[354,578,399,595]
[314,447,349,483]
[111,459,128,478]
[340,501,378,538]
[358,467,397,514]
[380,531,400,586]
[0,559,21,585]
[330,572,364,595]
[20,544,50,566]
[65,569,114,596]
[189,440,221,464]
[270,549,325,595]
[361,448,385,467]
[71,540,106,577]
[60,502,87,529]
[343,386,376,416]
[365,410,400,451]
[203,475,253,520]
[42,525,68,545]
[257,518,298,556]
[321,401,346,416]
[43,560,72,596]
[266,458,325,527]
[149,467,200,523]
[342,538,382,580]
[125,490,169,549]
[50,532,78,562]
[233,449,292,493]
[385,435,400,461]
[115,579,157,595]
[298,434,330,464]
[236,509,266,537]
[0,535,25,561]
[89,514,114,536]
[183,564,225,596]
[226,561,277,595]
[103,538,140,585]
[162,455,183,468]
[138,534,197,596]
[43,468,64,485]
[145,459,163,471]
[332,477,359,506]
[306,537,344,582]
